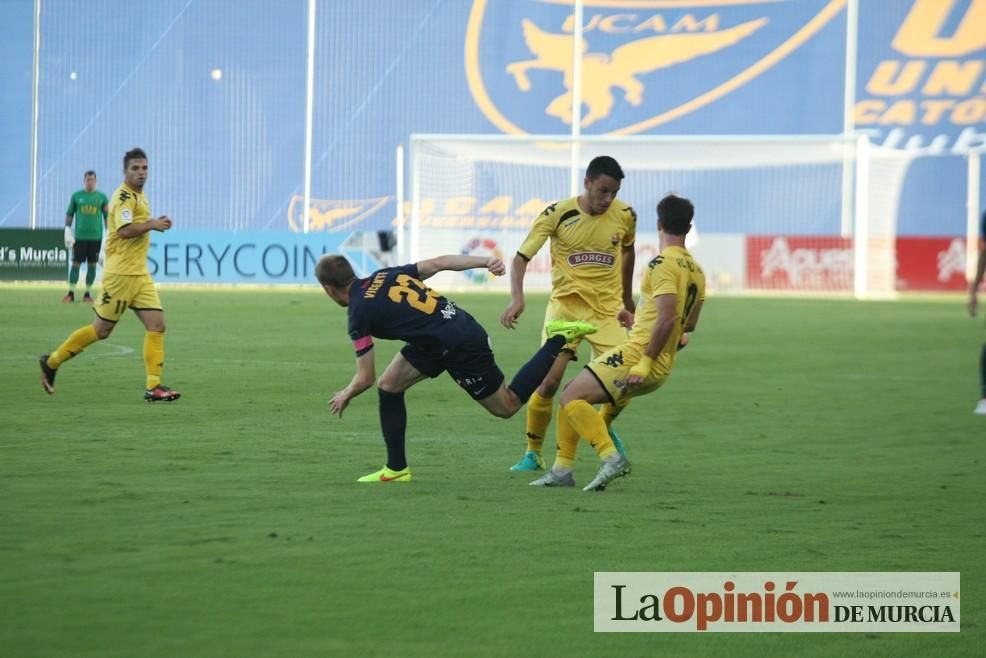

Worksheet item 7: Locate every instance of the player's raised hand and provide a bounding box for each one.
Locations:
[329,390,350,418]
[500,299,524,329]
[486,257,505,276]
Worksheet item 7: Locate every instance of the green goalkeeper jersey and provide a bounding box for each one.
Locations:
[66,190,108,240]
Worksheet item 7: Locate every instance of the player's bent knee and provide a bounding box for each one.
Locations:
[490,404,515,419]
[480,388,519,418]
[378,375,413,394]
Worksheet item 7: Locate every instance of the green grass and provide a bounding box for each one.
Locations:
[1,285,983,657]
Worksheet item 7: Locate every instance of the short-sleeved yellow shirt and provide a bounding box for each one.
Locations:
[104,183,153,276]
[628,245,706,376]
[517,196,636,318]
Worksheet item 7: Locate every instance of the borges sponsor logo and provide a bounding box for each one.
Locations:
[568,251,615,266]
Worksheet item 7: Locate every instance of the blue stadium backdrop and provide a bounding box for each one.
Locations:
[0,0,982,287]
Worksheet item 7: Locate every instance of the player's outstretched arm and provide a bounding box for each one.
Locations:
[500,253,530,329]
[415,254,505,280]
[329,350,376,418]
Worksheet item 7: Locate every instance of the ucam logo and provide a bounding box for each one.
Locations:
[465,0,846,134]
[287,195,390,233]
[854,0,986,152]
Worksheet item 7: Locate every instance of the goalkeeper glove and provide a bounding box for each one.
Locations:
[64,226,75,249]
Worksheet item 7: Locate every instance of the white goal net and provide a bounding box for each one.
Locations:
[404,134,916,299]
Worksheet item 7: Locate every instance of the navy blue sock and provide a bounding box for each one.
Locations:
[980,344,986,398]
[508,335,566,403]
[378,389,407,471]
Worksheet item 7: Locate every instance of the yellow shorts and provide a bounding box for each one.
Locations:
[93,273,162,322]
[542,294,627,360]
[585,342,667,404]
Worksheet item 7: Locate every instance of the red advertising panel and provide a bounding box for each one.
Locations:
[747,235,969,292]
[746,236,853,291]
[895,236,967,291]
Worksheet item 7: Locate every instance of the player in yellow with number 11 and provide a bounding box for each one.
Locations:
[40,147,181,403]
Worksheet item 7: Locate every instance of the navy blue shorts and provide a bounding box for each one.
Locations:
[400,320,505,400]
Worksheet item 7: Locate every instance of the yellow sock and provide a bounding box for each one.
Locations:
[48,325,99,368]
[554,405,580,469]
[563,399,617,459]
[525,391,554,452]
[600,399,631,427]
[144,331,165,390]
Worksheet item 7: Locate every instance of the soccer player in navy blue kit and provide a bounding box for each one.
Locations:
[969,209,986,416]
[316,253,597,482]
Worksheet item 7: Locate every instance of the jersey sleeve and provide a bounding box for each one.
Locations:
[100,192,110,219]
[395,263,420,279]
[66,195,77,217]
[649,259,678,297]
[347,306,374,356]
[116,192,137,226]
[622,206,637,247]
[517,203,559,260]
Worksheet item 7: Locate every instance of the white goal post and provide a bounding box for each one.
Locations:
[404,134,917,299]
[968,148,985,284]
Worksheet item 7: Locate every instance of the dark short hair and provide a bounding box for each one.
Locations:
[123,147,147,170]
[585,155,624,182]
[657,194,694,236]
[83,170,96,178]
[315,254,356,288]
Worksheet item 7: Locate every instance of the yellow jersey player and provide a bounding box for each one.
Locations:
[531,194,705,491]
[40,147,181,402]
[500,155,637,472]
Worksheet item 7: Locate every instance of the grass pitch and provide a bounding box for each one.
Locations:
[1,285,983,657]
